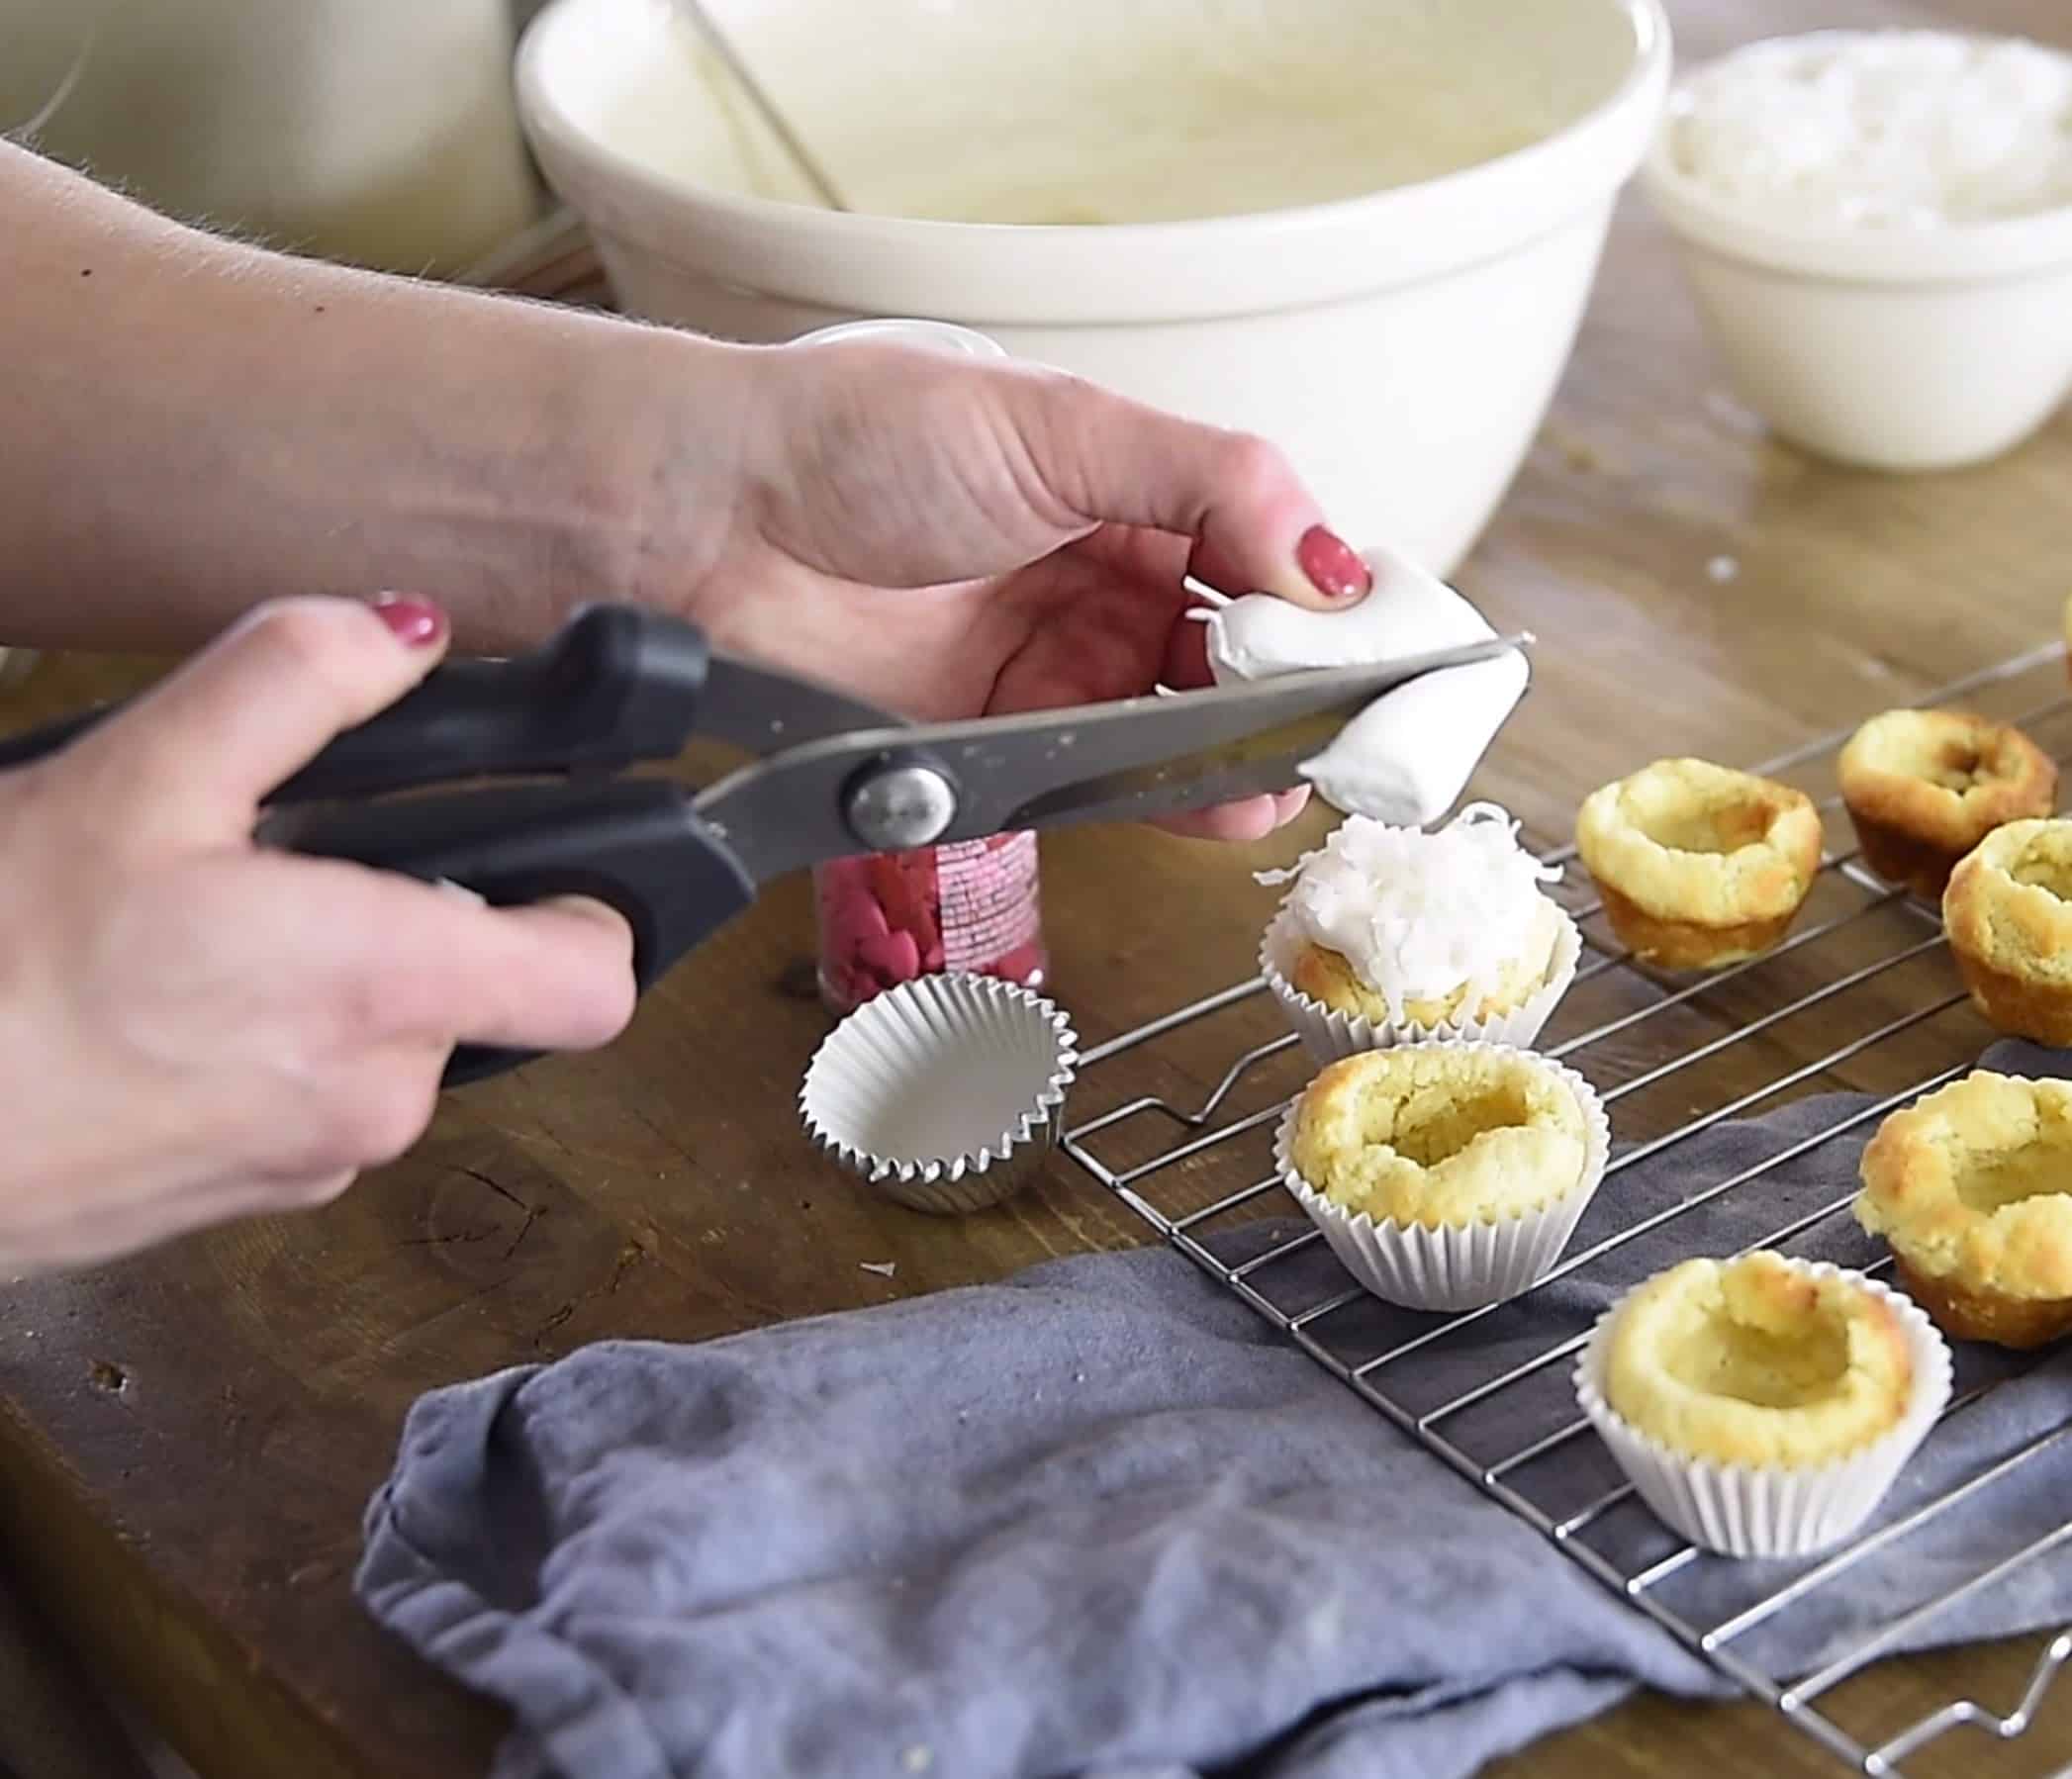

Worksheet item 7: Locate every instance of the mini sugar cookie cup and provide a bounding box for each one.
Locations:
[1574,1260,1952,1560]
[1259,904,1581,1064]
[1272,1041,1610,1312]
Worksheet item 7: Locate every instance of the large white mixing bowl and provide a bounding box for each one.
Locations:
[518,0,1669,574]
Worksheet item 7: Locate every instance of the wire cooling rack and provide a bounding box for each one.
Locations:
[1060,638,2072,1777]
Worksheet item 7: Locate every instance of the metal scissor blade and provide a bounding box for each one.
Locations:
[695,653,910,756]
[698,634,1528,883]
[955,632,1531,835]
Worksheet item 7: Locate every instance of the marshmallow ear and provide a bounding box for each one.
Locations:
[1301,651,1530,825]
[1203,545,1526,824]
[1205,545,1495,684]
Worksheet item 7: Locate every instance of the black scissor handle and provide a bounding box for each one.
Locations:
[274,606,711,802]
[0,605,711,798]
[262,779,755,1085]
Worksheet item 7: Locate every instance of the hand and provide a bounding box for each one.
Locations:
[0,597,634,1273]
[675,341,1376,841]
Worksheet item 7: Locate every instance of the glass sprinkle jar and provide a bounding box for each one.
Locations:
[796,313,1050,1017]
[813,835,1047,1017]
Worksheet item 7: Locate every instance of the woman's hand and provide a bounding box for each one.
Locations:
[671,340,1375,841]
[2,141,1366,843]
[0,597,634,1274]
[2,144,1365,846]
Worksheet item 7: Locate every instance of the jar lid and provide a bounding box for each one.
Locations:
[793,318,1007,359]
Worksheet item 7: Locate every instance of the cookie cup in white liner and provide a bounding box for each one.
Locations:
[1272,1042,1611,1312]
[800,973,1078,1216]
[1260,903,1582,1065]
[1573,1261,1953,1560]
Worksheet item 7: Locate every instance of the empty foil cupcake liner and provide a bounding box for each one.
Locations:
[1574,1260,1954,1560]
[1259,905,1581,1065]
[1272,1041,1611,1312]
[800,972,1078,1215]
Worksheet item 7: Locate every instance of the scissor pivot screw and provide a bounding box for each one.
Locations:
[845,761,957,851]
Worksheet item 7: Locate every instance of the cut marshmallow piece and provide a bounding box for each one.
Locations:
[1203,542,1528,824]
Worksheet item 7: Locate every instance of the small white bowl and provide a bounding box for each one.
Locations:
[1575,1258,1954,1559]
[1641,32,2072,472]
[800,973,1077,1215]
[517,0,1669,575]
[1272,1042,1611,1312]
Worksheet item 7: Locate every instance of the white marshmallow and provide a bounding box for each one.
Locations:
[1202,543,1527,824]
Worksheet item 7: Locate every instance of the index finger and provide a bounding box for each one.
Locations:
[1002,367,1371,609]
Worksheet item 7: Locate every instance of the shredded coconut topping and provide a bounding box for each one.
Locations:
[1260,804,1560,1022]
[1668,31,2072,230]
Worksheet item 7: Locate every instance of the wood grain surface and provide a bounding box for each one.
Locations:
[2,1,2070,1774]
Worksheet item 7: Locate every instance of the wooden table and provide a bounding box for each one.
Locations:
[4,1,2071,1774]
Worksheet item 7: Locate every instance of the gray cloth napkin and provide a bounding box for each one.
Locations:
[357,1041,2072,1779]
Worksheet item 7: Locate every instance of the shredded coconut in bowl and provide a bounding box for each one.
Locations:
[1666,30,2072,231]
[1259,804,1560,1024]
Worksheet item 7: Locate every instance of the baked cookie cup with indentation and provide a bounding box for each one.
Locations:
[1273,1041,1609,1312]
[1575,1253,1950,1559]
[1574,759,1823,970]
[1857,1071,2072,1349]
[1837,709,2055,901]
[1944,821,2072,1048]
[1258,803,1580,1063]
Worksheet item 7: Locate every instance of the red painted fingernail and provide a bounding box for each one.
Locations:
[1296,527,1372,602]
[372,594,446,648]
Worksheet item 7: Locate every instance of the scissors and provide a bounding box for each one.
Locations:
[0,606,1529,1085]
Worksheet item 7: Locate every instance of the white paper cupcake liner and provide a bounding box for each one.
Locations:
[1272,1041,1612,1312]
[800,973,1078,1215]
[1259,905,1581,1064]
[1574,1259,1954,1560]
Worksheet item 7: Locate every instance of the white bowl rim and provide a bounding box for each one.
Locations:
[1640,28,2072,286]
[516,0,1672,323]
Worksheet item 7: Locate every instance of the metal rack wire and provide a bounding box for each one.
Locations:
[1061,638,2072,1777]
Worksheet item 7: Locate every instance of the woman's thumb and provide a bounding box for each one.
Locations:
[73,595,449,820]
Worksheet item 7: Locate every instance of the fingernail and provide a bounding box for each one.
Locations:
[1296,526,1372,602]
[372,594,446,648]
